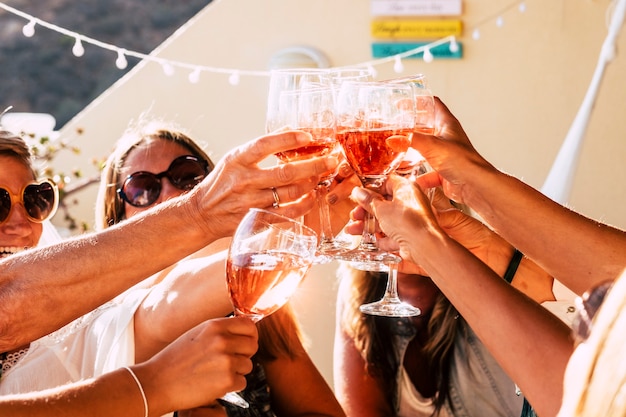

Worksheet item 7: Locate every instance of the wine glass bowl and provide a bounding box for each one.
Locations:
[266,69,351,261]
[384,74,435,135]
[221,208,318,408]
[266,85,340,186]
[227,208,318,322]
[334,81,415,268]
[335,80,421,317]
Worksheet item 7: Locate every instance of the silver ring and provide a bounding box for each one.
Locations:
[270,187,280,209]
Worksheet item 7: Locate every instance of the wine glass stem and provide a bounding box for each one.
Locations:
[383,261,402,302]
[316,183,334,244]
[358,183,381,251]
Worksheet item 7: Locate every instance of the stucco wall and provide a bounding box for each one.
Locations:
[54,0,626,388]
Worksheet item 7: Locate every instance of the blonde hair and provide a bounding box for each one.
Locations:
[557,270,626,416]
[0,130,37,178]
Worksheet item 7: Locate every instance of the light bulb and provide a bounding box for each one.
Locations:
[72,37,85,57]
[496,16,504,27]
[162,63,175,76]
[22,20,36,37]
[188,68,201,84]
[472,28,481,40]
[449,38,459,53]
[228,71,240,86]
[423,48,434,63]
[393,55,404,73]
[519,2,527,13]
[116,50,128,69]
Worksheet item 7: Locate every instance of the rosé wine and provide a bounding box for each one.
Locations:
[227,251,312,321]
[336,128,413,180]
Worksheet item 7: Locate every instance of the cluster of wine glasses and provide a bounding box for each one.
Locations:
[264,68,435,317]
[221,71,435,408]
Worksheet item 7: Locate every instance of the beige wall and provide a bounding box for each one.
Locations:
[54,0,626,388]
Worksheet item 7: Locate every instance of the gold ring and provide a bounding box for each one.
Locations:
[271,187,280,209]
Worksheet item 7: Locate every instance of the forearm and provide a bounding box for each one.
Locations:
[0,198,211,351]
[133,251,233,362]
[463,167,626,294]
[0,367,162,417]
[411,232,572,417]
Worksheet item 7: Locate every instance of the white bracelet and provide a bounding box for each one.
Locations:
[123,366,149,417]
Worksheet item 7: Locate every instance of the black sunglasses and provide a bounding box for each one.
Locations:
[0,179,59,224]
[571,280,614,345]
[117,155,209,208]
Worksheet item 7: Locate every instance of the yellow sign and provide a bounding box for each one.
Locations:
[371,19,462,39]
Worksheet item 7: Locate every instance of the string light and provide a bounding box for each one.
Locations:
[422,48,434,63]
[0,1,528,83]
[468,1,527,41]
[162,62,175,77]
[115,50,128,70]
[188,67,201,84]
[228,71,240,86]
[449,38,460,53]
[393,55,404,73]
[22,19,36,37]
[72,37,85,57]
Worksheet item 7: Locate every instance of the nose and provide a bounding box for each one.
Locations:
[1,203,34,238]
[156,178,185,204]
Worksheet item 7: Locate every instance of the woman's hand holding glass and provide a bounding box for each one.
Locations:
[266,68,349,262]
[221,208,318,407]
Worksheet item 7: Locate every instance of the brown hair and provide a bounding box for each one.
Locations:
[95,120,215,230]
[339,263,460,414]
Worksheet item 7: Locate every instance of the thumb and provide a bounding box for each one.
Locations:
[350,187,380,213]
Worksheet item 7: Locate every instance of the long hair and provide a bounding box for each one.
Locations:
[256,302,307,362]
[94,120,215,230]
[339,263,461,414]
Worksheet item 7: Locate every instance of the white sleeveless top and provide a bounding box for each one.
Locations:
[0,288,149,395]
[397,366,452,417]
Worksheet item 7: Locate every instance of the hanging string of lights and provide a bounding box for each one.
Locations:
[0,1,527,85]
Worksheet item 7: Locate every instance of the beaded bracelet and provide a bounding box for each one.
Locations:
[503,249,524,284]
[124,366,149,417]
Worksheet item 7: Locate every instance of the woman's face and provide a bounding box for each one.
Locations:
[0,155,42,257]
[119,140,194,219]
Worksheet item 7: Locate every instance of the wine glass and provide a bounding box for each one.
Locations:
[335,80,421,317]
[221,208,318,407]
[329,67,375,86]
[384,74,435,135]
[359,262,422,317]
[334,80,415,269]
[266,68,348,262]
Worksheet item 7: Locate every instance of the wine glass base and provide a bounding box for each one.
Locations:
[336,249,400,271]
[314,240,352,264]
[359,300,421,317]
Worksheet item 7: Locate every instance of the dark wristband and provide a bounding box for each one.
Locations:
[503,249,523,283]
